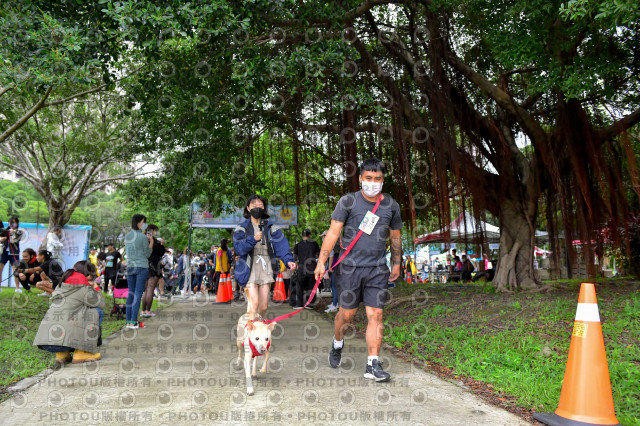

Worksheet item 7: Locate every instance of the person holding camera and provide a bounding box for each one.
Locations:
[0,216,25,291]
[233,195,296,318]
[14,248,40,293]
[124,214,153,329]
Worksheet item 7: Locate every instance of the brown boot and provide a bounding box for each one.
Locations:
[71,349,101,364]
[55,351,72,365]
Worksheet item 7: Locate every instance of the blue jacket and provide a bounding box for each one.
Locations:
[233,218,294,286]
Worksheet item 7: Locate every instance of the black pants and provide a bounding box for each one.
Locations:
[212,271,221,293]
[103,273,117,293]
[18,275,33,291]
[294,273,316,307]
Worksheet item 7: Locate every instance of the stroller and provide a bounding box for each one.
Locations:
[163,273,181,296]
[111,273,129,320]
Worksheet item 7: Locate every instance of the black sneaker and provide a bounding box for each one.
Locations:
[328,343,342,368]
[364,359,390,382]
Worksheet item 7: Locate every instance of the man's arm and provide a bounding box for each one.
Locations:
[389,229,403,281]
[390,229,403,266]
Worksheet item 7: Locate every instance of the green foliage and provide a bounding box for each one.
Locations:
[381,282,640,424]
[0,288,163,398]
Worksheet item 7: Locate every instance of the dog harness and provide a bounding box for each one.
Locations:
[244,319,272,358]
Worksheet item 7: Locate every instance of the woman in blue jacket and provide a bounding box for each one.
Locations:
[233,195,296,318]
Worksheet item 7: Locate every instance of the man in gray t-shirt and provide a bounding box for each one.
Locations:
[315,158,403,382]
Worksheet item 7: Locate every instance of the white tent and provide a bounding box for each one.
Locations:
[415,212,549,246]
[1,223,92,288]
[414,212,500,245]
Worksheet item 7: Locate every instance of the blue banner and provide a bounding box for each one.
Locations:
[191,203,298,228]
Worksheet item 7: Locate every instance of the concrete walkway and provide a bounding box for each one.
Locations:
[0,294,528,425]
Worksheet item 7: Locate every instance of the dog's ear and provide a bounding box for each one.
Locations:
[246,321,255,332]
[267,321,277,331]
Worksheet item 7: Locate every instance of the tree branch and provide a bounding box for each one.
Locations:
[598,108,640,141]
[0,86,53,144]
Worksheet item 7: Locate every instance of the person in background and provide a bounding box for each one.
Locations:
[124,214,153,329]
[46,226,64,264]
[34,250,64,295]
[207,244,218,292]
[14,248,40,293]
[176,248,188,296]
[292,229,320,309]
[323,231,340,313]
[461,254,475,281]
[211,239,232,295]
[192,250,207,295]
[103,243,122,294]
[160,247,175,296]
[89,247,98,268]
[140,224,165,318]
[33,260,105,364]
[0,216,25,291]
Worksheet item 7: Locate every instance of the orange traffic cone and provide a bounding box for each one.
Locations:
[273,273,287,302]
[534,283,619,426]
[224,273,233,303]
[216,273,229,303]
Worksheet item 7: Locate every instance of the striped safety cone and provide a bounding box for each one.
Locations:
[273,273,287,302]
[534,283,620,426]
[216,273,229,303]
[223,273,233,303]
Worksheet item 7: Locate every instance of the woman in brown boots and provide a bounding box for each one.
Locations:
[33,260,106,365]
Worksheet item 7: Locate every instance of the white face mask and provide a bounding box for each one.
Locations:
[361,181,383,197]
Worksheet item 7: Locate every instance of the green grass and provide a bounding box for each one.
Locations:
[380,280,640,425]
[0,287,161,397]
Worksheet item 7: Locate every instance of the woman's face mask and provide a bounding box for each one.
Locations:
[249,207,265,219]
[140,222,148,231]
[10,222,17,229]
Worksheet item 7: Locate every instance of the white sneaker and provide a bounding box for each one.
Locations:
[37,292,51,297]
[324,304,338,313]
[15,288,22,294]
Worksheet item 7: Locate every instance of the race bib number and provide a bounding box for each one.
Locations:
[358,211,380,235]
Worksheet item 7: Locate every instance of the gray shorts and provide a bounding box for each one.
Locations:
[335,265,390,309]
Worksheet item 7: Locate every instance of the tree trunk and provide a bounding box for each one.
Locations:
[38,203,68,251]
[493,198,540,291]
[342,108,359,192]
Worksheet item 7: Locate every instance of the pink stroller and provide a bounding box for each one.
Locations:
[111,274,129,320]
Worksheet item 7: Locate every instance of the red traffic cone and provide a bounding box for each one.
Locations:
[534,283,619,426]
[273,273,287,302]
[224,273,233,303]
[216,273,229,303]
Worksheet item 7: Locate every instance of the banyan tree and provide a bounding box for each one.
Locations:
[116,0,639,290]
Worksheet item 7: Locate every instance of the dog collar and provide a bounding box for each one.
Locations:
[244,319,271,358]
[246,338,271,358]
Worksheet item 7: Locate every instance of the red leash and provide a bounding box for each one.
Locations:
[268,194,382,324]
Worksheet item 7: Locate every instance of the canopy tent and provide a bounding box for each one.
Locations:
[414,212,549,246]
[535,246,552,256]
[414,212,500,245]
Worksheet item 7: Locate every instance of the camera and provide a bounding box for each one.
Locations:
[258,219,268,244]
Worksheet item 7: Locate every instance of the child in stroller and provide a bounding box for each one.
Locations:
[111,273,129,320]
